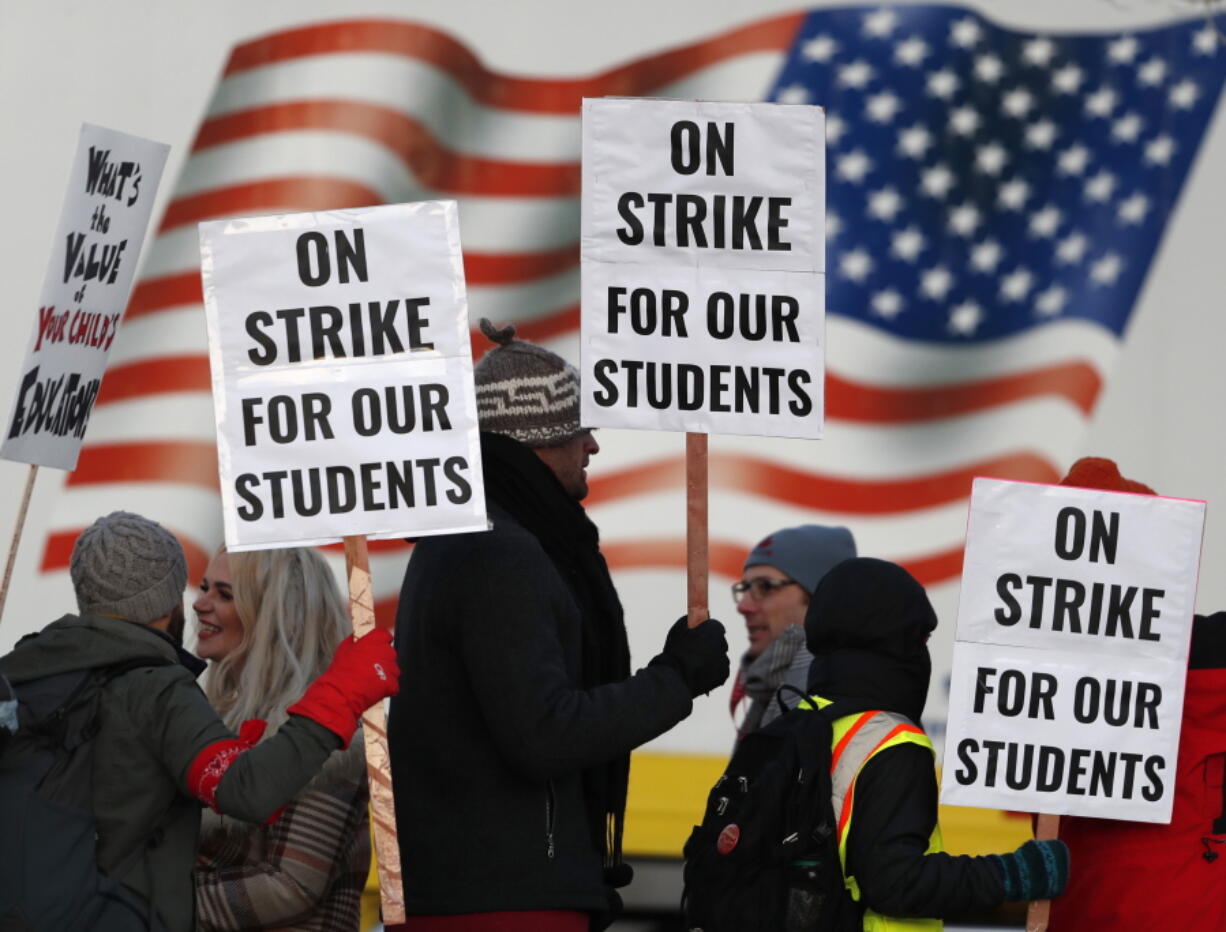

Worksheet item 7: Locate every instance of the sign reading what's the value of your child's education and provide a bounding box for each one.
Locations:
[942,477,1206,824]
[1,123,169,470]
[580,98,825,439]
[199,201,486,552]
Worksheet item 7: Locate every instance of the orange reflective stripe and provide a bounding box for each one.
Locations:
[830,710,877,772]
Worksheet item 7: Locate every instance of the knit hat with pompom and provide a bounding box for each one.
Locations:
[1059,457,1156,495]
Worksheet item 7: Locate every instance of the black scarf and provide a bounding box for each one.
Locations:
[480,432,631,868]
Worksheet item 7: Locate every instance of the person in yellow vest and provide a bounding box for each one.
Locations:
[803,557,1069,930]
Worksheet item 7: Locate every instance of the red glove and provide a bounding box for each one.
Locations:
[286,629,400,748]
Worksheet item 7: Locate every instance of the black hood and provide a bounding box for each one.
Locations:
[804,558,937,722]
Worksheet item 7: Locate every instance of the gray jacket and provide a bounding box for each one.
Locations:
[0,614,340,932]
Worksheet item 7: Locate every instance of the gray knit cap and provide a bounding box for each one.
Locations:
[473,318,583,447]
[744,525,857,595]
[70,511,188,624]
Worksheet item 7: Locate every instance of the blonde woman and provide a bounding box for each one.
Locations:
[193,546,369,932]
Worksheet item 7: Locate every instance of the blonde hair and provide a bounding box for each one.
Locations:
[204,546,350,735]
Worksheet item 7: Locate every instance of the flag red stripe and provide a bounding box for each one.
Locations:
[193,101,579,196]
[588,452,1059,514]
[126,273,204,320]
[42,528,213,590]
[160,177,383,232]
[599,538,965,587]
[65,442,220,490]
[222,16,805,114]
[97,356,213,404]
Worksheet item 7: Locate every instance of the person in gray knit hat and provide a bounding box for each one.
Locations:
[0,511,399,931]
[730,524,857,738]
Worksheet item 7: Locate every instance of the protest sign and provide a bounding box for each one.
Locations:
[942,477,1205,824]
[199,201,486,552]
[1,123,168,470]
[580,98,825,440]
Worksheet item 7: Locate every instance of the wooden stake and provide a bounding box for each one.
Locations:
[343,535,405,926]
[686,432,709,628]
[0,464,38,627]
[1025,812,1061,932]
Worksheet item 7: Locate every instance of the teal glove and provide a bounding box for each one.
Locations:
[991,839,1070,901]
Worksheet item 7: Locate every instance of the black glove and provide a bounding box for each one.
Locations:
[991,839,1070,901]
[649,616,730,697]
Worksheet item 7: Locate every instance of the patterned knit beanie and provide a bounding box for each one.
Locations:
[70,511,188,624]
[472,318,583,447]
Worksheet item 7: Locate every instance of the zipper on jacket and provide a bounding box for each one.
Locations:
[545,780,557,859]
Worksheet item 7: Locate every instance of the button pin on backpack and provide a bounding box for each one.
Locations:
[717,824,741,855]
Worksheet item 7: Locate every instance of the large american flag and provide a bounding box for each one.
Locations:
[33,7,1223,747]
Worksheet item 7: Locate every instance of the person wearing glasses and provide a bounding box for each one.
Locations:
[730,524,856,738]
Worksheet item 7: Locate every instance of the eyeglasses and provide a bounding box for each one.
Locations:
[731,578,801,603]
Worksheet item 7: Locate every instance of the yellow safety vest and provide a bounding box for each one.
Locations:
[804,697,944,932]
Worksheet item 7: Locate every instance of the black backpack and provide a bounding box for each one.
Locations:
[682,690,859,932]
[0,656,179,931]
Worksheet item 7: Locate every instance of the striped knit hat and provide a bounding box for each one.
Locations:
[473,318,583,447]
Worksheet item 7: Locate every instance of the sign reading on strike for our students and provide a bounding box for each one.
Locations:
[199,201,486,551]
[1,123,169,470]
[941,477,1206,824]
[580,98,825,439]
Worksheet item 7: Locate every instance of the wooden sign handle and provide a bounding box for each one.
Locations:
[0,464,38,627]
[686,432,708,628]
[343,535,405,925]
[1025,812,1061,932]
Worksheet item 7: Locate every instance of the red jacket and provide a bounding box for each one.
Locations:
[1051,614,1226,930]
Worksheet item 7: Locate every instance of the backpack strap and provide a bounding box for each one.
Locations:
[774,682,822,718]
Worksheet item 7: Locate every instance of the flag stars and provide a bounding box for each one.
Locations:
[927,68,960,99]
[921,164,956,198]
[863,8,898,38]
[948,203,981,236]
[802,34,839,63]
[868,187,904,221]
[837,149,873,183]
[1057,145,1091,176]
[898,124,933,159]
[1144,135,1176,166]
[895,36,929,66]
[1108,36,1139,64]
[1084,171,1117,202]
[998,178,1031,210]
[866,91,903,123]
[838,60,875,89]
[1025,120,1058,150]
[1118,193,1150,224]
[951,17,983,49]
[950,105,981,136]
[922,266,954,300]
[1193,25,1218,55]
[1002,88,1035,118]
[976,142,1008,175]
[892,226,926,262]
[826,211,842,240]
[777,84,811,104]
[1138,57,1168,86]
[1052,64,1084,94]
[871,289,905,319]
[1091,253,1123,285]
[839,248,874,282]
[1112,113,1143,143]
[1035,285,1068,317]
[1029,206,1062,238]
[1085,87,1117,118]
[825,115,848,145]
[948,300,984,336]
[974,54,1005,83]
[1056,232,1089,264]
[1023,38,1057,67]
[1170,79,1200,109]
[1000,267,1035,301]
[970,239,1003,272]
